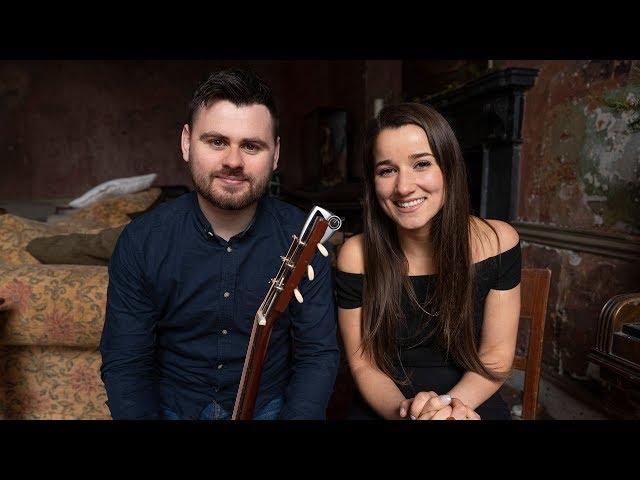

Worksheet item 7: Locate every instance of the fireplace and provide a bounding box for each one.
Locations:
[422,68,539,221]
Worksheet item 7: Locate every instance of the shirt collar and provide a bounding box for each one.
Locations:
[191,191,268,243]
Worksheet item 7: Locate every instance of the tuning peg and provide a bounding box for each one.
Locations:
[316,243,328,257]
[307,264,315,281]
[294,288,303,303]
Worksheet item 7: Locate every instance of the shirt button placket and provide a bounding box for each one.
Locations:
[221,240,235,388]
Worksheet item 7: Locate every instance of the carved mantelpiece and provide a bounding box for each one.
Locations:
[423,68,539,221]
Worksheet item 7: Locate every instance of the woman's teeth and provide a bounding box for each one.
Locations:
[395,198,425,208]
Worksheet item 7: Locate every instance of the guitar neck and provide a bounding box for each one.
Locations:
[231,312,276,420]
[231,216,330,420]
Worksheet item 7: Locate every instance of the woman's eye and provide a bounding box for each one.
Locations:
[377,168,395,177]
[415,160,431,169]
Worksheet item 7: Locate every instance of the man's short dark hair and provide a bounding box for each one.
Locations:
[187,69,279,139]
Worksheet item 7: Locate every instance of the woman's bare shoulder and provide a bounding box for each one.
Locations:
[470,217,520,262]
[337,233,365,274]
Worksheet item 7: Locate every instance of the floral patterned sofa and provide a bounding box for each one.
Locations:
[0,188,161,419]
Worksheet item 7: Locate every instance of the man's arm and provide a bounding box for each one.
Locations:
[99,226,160,419]
[278,252,339,419]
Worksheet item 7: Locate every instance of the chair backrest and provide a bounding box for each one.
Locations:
[511,268,552,420]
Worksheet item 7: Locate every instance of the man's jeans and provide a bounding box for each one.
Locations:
[161,396,284,420]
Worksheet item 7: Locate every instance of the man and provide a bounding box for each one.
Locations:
[100,69,339,420]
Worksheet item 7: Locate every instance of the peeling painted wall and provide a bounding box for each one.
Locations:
[508,60,640,234]
[506,60,640,417]
[522,243,639,374]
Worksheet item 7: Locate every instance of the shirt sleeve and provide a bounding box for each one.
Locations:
[277,252,340,420]
[335,270,364,309]
[493,243,522,290]
[99,225,160,419]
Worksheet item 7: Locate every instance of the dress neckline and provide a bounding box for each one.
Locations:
[336,243,519,278]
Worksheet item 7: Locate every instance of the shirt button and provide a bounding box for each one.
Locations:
[222,329,228,335]
[226,246,232,253]
[207,231,214,237]
[223,291,230,298]
[217,364,224,370]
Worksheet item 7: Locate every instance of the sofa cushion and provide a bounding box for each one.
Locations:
[0,345,111,419]
[0,264,107,348]
[0,214,102,266]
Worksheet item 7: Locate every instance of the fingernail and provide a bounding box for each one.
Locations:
[438,394,451,405]
[400,408,406,417]
[410,415,416,420]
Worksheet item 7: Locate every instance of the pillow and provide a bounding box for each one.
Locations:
[49,187,162,230]
[26,225,125,266]
[29,186,190,265]
[0,214,101,266]
[0,215,50,265]
[68,173,157,208]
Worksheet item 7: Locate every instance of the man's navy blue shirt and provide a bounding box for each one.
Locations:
[99,192,339,420]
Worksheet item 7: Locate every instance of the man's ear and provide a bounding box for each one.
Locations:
[273,136,280,171]
[181,124,191,162]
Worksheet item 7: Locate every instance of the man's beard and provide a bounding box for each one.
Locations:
[189,162,271,211]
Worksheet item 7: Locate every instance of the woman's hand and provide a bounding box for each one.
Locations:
[399,391,481,420]
[446,397,481,420]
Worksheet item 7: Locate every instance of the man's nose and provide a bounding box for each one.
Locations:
[222,146,244,170]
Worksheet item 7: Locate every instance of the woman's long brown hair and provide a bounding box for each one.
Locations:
[361,102,506,384]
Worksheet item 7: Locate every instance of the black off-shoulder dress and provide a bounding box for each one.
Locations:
[335,243,521,420]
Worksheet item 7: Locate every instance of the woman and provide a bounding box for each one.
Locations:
[336,103,521,420]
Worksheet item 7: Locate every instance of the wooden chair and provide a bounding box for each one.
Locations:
[511,268,552,420]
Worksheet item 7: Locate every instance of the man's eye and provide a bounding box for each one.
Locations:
[210,139,225,147]
[243,143,259,151]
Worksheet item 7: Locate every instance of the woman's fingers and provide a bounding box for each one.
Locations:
[408,391,438,420]
[399,398,413,418]
[404,394,482,420]
[449,398,469,420]
[428,405,454,420]
[414,394,453,420]
[448,397,482,420]
[466,409,481,420]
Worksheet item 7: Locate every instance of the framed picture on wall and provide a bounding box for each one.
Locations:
[302,107,348,190]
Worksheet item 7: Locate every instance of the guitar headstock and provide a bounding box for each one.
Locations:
[255,206,342,326]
